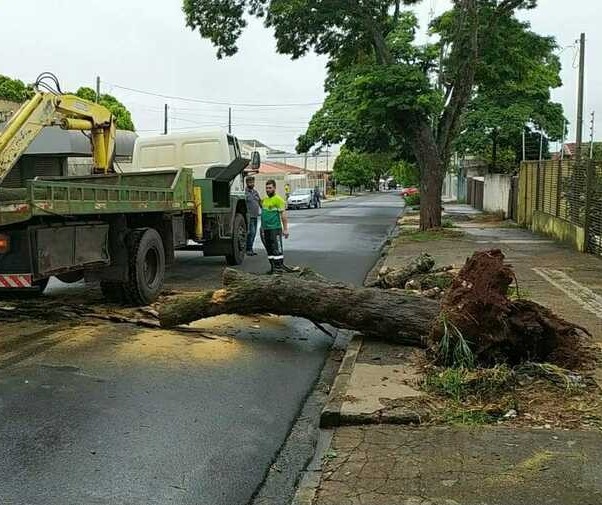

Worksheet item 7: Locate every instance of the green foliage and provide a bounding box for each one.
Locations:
[332,147,373,190]
[441,217,455,229]
[508,285,533,300]
[0,75,33,103]
[183,0,544,229]
[392,159,419,187]
[425,365,515,402]
[590,143,602,161]
[75,87,135,131]
[437,315,475,369]
[397,228,464,242]
[453,14,565,171]
[404,193,420,207]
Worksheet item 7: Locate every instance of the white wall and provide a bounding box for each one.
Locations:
[442,173,458,201]
[483,174,512,217]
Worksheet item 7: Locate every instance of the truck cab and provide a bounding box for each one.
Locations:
[128,129,253,264]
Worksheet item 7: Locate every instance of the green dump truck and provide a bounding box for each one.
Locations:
[0,118,256,304]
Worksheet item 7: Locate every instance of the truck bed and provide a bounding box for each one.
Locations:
[0,169,195,226]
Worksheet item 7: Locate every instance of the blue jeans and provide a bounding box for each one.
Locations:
[247,216,258,252]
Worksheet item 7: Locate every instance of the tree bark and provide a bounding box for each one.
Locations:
[159,268,440,345]
[409,119,444,230]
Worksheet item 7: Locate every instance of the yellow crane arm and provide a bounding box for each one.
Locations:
[0,92,116,184]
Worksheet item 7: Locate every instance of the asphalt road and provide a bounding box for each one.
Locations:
[0,192,402,505]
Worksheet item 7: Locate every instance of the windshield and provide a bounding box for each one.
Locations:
[291,189,311,196]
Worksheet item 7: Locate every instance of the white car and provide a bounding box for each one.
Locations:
[287,188,315,209]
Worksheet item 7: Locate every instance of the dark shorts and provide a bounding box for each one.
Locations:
[261,228,283,259]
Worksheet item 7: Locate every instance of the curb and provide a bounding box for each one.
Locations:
[319,335,363,428]
[290,429,334,505]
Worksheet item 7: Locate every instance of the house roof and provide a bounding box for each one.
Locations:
[258,161,304,175]
[563,142,602,155]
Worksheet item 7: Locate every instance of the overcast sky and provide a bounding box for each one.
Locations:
[0,0,598,152]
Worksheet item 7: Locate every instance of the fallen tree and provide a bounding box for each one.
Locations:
[429,249,591,367]
[159,268,439,345]
[158,250,590,367]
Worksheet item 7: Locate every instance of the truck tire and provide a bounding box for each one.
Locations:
[225,213,247,266]
[123,228,166,306]
[57,271,84,284]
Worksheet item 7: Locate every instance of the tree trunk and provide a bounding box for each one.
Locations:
[159,268,440,345]
[408,118,445,230]
[420,165,444,231]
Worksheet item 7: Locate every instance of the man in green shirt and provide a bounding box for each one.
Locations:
[260,179,289,274]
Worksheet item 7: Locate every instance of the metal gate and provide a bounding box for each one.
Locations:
[518,160,602,256]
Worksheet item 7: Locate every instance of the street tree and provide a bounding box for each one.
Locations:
[75,87,135,131]
[0,75,33,103]
[454,14,565,172]
[183,0,539,229]
[333,147,374,194]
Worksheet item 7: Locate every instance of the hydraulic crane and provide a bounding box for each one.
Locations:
[0,73,116,184]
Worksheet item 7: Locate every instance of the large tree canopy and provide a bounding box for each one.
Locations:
[453,14,565,172]
[183,0,541,229]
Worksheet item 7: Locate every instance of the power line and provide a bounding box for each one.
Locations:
[104,81,323,108]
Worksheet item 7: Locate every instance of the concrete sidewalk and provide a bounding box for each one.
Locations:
[298,206,602,505]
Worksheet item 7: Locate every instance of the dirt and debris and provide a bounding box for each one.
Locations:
[369,252,458,296]
[420,360,602,430]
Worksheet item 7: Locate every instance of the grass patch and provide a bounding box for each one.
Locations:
[469,211,506,223]
[442,217,456,228]
[424,365,516,426]
[508,285,533,300]
[422,361,599,428]
[397,228,464,242]
[498,221,522,229]
[421,273,455,291]
[425,365,514,402]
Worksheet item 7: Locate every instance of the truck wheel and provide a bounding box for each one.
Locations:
[123,228,166,306]
[57,271,84,284]
[226,213,247,266]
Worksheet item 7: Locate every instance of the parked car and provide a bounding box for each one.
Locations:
[287,188,316,209]
[400,187,419,197]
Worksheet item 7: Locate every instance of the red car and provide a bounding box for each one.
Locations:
[400,187,419,197]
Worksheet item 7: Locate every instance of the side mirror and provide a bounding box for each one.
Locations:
[251,151,261,170]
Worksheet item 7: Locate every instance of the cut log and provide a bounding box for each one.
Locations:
[159,268,440,345]
[368,253,436,289]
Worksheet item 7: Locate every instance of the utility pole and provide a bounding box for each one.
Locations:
[539,132,544,161]
[163,104,168,135]
[95,76,101,103]
[228,107,232,134]
[589,111,595,159]
[575,33,586,158]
